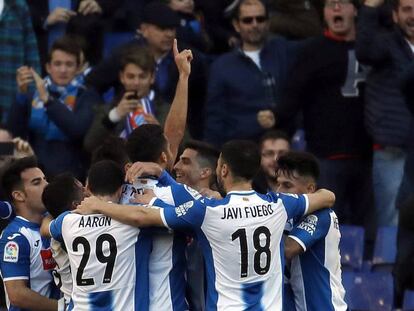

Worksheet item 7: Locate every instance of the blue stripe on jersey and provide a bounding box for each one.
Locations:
[135,233,151,311]
[89,290,113,310]
[300,239,335,310]
[68,299,74,311]
[196,229,218,310]
[204,195,231,208]
[242,281,264,310]
[280,241,286,308]
[170,233,188,311]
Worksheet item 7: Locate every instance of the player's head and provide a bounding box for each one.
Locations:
[119,47,155,99]
[232,0,269,49]
[259,130,290,181]
[126,124,172,169]
[324,0,358,41]
[87,160,125,201]
[91,136,130,171]
[392,0,414,43]
[174,140,219,190]
[42,173,85,219]
[216,140,260,193]
[1,157,48,215]
[276,151,319,194]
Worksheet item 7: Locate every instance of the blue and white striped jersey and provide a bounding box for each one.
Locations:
[152,171,309,311]
[0,216,57,311]
[120,177,187,311]
[288,209,347,311]
[50,211,151,311]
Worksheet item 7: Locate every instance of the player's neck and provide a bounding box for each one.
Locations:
[15,204,43,224]
[225,180,253,193]
[95,194,118,204]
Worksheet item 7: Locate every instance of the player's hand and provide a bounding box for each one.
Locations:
[16,66,33,94]
[199,188,223,199]
[364,0,384,7]
[12,137,34,158]
[126,162,163,184]
[257,109,276,129]
[73,196,102,215]
[78,0,103,15]
[131,189,156,205]
[116,92,140,119]
[173,39,192,78]
[31,68,49,103]
[46,7,76,25]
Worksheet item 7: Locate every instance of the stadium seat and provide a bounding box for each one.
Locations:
[343,272,394,311]
[103,32,135,57]
[339,225,365,271]
[403,290,414,310]
[372,226,397,272]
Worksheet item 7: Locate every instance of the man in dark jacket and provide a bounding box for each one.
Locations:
[355,0,414,226]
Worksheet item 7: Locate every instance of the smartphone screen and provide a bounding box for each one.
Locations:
[0,142,14,156]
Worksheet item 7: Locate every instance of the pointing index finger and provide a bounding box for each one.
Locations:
[173,38,178,57]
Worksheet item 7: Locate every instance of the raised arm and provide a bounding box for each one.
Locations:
[306,189,335,214]
[163,39,192,165]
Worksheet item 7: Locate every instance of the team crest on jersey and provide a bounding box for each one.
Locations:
[183,185,202,200]
[297,214,318,236]
[175,201,194,217]
[4,241,19,262]
[242,197,249,202]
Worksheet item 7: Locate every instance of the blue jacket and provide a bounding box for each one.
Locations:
[8,88,95,179]
[356,6,414,148]
[204,37,299,147]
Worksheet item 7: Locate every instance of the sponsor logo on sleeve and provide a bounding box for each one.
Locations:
[7,233,21,240]
[4,241,19,262]
[297,214,318,236]
[175,201,194,217]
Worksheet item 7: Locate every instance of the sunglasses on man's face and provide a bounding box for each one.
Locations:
[239,15,267,24]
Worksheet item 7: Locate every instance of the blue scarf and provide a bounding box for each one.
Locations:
[30,70,88,141]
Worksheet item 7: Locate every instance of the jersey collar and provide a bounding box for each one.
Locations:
[15,216,41,229]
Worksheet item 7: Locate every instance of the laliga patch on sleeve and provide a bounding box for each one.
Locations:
[4,241,19,263]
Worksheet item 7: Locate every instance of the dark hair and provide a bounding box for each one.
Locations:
[42,173,82,218]
[87,160,124,196]
[277,151,320,182]
[91,137,130,167]
[120,46,155,73]
[221,140,260,181]
[184,140,220,170]
[391,0,400,10]
[126,124,167,163]
[233,0,268,20]
[259,130,290,149]
[1,157,38,202]
[47,35,82,65]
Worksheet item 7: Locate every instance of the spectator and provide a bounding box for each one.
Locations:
[276,0,373,226]
[252,130,290,193]
[0,157,62,310]
[0,0,41,118]
[0,126,35,171]
[86,2,208,139]
[166,0,212,52]
[83,46,160,153]
[26,0,122,68]
[204,0,299,147]
[268,0,324,38]
[7,36,96,180]
[355,0,414,226]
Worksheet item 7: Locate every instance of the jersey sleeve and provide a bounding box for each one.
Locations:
[49,212,70,243]
[154,199,206,231]
[0,233,31,281]
[0,201,13,220]
[273,193,309,220]
[288,209,331,252]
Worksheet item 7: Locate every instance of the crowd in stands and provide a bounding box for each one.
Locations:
[0,0,413,309]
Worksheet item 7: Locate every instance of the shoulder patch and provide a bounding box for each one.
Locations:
[183,185,202,200]
[4,241,19,262]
